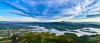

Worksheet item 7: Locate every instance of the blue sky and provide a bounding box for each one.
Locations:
[0,0,100,22]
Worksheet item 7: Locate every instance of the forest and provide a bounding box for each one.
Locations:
[11,32,100,43]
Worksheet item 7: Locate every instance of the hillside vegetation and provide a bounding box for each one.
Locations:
[11,32,100,43]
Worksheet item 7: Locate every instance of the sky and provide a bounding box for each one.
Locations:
[0,0,100,22]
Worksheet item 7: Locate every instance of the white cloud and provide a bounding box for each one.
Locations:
[87,0,100,15]
[1,0,100,22]
[65,5,82,15]
[2,0,82,20]
[4,10,29,16]
[4,0,29,12]
[46,16,100,22]
[0,16,40,22]
[0,15,100,22]
[65,16,100,22]
[0,16,2,18]
[50,0,97,20]
[46,16,74,22]
[19,17,40,22]
[88,12,100,15]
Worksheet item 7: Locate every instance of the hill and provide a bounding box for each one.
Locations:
[0,21,100,30]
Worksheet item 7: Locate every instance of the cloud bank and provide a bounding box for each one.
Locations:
[0,16,39,22]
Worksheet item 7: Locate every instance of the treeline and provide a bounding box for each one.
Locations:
[11,32,100,43]
[0,25,33,30]
[0,22,100,30]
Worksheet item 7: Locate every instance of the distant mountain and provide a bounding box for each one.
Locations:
[0,21,100,30]
[90,22,100,25]
[78,22,100,25]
